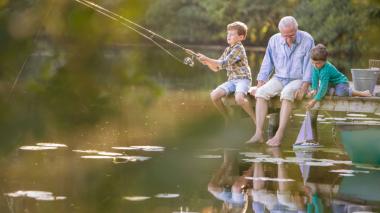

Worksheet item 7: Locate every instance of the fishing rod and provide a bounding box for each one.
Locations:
[74,0,198,67]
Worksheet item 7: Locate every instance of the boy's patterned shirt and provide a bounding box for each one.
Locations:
[218,42,252,81]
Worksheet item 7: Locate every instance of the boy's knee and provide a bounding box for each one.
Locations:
[210,90,223,102]
[235,94,246,105]
[210,92,218,102]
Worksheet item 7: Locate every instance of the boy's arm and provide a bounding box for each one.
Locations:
[197,54,220,72]
[313,74,329,101]
[311,69,319,91]
[218,46,242,69]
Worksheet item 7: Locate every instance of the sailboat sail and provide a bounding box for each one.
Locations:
[295,111,314,144]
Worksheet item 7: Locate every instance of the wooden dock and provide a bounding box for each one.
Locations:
[223,95,380,114]
[222,83,380,141]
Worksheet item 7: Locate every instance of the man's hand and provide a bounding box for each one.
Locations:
[305,99,317,110]
[249,81,265,96]
[294,82,309,100]
[257,80,265,88]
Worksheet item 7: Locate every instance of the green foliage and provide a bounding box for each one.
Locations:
[295,0,367,72]
[145,0,299,45]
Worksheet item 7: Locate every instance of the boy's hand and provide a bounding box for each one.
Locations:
[305,99,317,110]
[306,90,316,98]
[196,53,208,65]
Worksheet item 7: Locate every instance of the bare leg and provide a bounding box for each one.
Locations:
[235,92,256,125]
[246,97,267,144]
[253,162,264,190]
[352,90,372,97]
[267,100,293,147]
[210,88,229,124]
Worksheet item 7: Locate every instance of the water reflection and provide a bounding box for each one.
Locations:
[207,145,380,213]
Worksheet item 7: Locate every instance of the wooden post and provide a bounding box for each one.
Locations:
[310,110,319,142]
[268,113,279,138]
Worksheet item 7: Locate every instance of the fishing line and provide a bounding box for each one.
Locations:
[10,0,56,96]
[74,0,197,66]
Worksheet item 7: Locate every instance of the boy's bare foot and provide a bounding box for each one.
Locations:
[245,134,264,144]
[266,135,282,147]
[362,90,372,97]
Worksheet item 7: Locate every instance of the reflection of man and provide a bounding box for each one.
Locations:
[247,16,314,147]
[251,148,304,212]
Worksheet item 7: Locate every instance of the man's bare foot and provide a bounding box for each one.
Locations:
[266,135,283,147]
[266,146,281,157]
[245,134,264,144]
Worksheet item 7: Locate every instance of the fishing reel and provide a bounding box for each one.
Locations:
[183,56,194,67]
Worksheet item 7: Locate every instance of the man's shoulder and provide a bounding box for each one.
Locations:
[298,30,314,42]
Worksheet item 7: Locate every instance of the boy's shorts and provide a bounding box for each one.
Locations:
[329,83,352,97]
[216,79,251,95]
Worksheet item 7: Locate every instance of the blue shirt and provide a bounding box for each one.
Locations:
[257,30,314,86]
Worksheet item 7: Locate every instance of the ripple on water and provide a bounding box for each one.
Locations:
[19,146,58,151]
[196,155,222,159]
[112,145,165,152]
[346,113,367,117]
[155,193,180,198]
[36,143,67,148]
[4,190,66,201]
[123,196,150,201]
[244,177,294,182]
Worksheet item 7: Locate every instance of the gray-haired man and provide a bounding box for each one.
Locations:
[247,16,314,146]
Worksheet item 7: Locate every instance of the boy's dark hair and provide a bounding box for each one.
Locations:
[227,21,248,40]
[311,44,328,61]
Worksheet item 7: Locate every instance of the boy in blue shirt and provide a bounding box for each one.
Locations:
[306,44,371,109]
[196,21,255,126]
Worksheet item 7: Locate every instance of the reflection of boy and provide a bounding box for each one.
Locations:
[207,150,249,211]
[305,44,371,109]
[196,21,255,126]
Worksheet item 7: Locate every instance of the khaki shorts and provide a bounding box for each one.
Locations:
[255,78,303,102]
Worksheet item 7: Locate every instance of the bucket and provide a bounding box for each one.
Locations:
[351,68,380,94]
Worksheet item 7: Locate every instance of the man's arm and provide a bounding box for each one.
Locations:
[257,39,274,82]
[295,39,315,100]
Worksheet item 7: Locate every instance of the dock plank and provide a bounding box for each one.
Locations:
[223,96,380,114]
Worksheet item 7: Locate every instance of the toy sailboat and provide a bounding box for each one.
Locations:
[293,111,322,148]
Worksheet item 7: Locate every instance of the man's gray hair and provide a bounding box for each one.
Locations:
[278,16,298,31]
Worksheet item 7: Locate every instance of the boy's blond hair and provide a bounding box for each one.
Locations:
[227,21,248,40]
[311,44,328,61]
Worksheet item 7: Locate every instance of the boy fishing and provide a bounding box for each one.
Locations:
[194,21,255,127]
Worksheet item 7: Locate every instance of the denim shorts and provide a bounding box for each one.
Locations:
[216,79,251,95]
[329,83,352,97]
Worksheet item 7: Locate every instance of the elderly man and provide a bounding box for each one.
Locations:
[247,16,314,146]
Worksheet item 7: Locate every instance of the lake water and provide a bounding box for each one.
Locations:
[1,47,380,212]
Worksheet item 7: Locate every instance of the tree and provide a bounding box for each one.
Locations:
[295,0,367,72]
